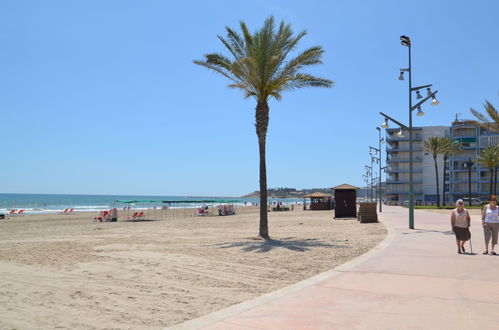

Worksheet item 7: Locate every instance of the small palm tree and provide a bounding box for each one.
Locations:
[470,100,499,133]
[424,137,447,206]
[194,17,333,239]
[441,138,462,206]
[478,144,499,196]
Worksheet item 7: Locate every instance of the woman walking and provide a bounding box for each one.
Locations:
[451,199,471,254]
[482,195,499,255]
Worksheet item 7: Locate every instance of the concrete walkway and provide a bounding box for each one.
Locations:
[170,206,499,329]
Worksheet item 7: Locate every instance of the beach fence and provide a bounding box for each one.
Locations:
[115,199,241,221]
[115,200,166,221]
[162,200,241,219]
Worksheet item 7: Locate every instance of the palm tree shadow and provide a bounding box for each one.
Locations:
[214,237,349,253]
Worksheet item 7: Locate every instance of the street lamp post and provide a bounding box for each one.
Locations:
[382,35,440,229]
[362,173,369,201]
[376,127,384,212]
[369,145,381,211]
[365,165,372,201]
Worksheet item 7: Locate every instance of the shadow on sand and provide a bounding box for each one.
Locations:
[214,237,349,253]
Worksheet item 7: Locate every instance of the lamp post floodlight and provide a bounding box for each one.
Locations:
[378,36,440,229]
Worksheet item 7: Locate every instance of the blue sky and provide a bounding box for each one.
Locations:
[1,0,498,196]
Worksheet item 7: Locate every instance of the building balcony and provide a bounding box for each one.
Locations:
[449,180,480,184]
[450,157,479,161]
[448,191,491,195]
[386,191,423,195]
[450,167,490,172]
[451,134,477,138]
[450,179,497,184]
[386,168,423,173]
[386,147,423,153]
[387,157,423,163]
[386,136,423,142]
[386,180,423,184]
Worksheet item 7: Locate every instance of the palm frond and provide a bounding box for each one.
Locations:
[279,73,334,91]
[470,100,499,133]
[471,107,491,123]
[478,144,499,169]
[485,101,499,123]
[193,59,238,83]
[195,16,333,102]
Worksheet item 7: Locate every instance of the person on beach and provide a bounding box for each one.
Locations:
[482,195,499,255]
[451,199,471,254]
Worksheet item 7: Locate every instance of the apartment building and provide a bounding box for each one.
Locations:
[448,120,499,202]
[385,126,449,203]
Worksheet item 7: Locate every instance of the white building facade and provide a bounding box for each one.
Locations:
[385,126,449,204]
[448,120,499,202]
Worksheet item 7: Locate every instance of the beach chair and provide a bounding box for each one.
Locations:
[9,209,18,216]
[103,210,112,221]
[68,208,74,214]
[137,212,145,220]
[60,209,69,215]
[17,209,25,216]
[127,212,139,220]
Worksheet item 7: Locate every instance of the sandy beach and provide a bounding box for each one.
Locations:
[0,206,386,329]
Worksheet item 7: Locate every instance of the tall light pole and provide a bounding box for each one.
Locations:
[365,165,372,201]
[376,127,384,212]
[362,173,369,201]
[369,145,381,210]
[394,35,440,229]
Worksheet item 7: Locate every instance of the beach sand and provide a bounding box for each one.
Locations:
[0,206,386,329]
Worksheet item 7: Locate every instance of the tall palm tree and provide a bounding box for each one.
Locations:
[441,138,462,206]
[194,17,333,239]
[470,100,499,133]
[424,137,447,206]
[477,144,499,197]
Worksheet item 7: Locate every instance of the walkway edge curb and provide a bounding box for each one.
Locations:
[167,218,397,330]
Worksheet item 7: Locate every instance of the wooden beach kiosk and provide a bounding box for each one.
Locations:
[303,192,333,210]
[332,184,359,218]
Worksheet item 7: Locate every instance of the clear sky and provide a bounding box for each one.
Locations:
[1,0,498,196]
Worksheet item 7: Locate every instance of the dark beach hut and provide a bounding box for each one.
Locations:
[332,184,359,218]
[304,192,333,210]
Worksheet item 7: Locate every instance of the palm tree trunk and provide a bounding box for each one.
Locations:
[433,155,440,207]
[256,101,270,239]
[490,169,494,197]
[494,166,498,195]
[442,155,447,206]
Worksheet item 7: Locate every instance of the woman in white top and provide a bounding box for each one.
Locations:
[451,199,471,254]
[482,195,499,255]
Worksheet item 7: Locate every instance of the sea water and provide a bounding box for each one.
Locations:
[0,193,303,214]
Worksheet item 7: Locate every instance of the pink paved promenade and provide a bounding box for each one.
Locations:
[170,206,499,329]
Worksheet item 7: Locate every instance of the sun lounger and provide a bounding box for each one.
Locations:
[127,212,139,220]
[68,208,74,214]
[137,212,145,220]
[17,209,25,216]
[9,209,18,216]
